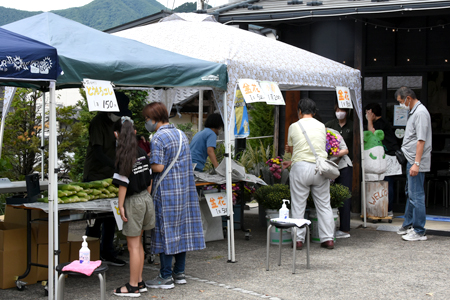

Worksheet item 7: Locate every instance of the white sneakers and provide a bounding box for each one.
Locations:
[396,226,413,235]
[335,230,350,239]
[402,231,427,241]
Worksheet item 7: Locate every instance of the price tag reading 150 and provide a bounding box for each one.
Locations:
[83,78,120,113]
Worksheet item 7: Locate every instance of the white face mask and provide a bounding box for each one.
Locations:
[109,113,121,122]
[335,112,346,120]
[365,114,368,121]
[399,97,410,110]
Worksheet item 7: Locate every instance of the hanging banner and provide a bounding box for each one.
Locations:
[260,81,285,105]
[238,79,266,103]
[110,199,123,230]
[335,86,353,109]
[2,86,16,115]
[82,78,119,112]
[205,192,228,217]
[234,87,250,138]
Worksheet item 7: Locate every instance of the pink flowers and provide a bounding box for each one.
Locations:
[266,157,283,180]
[326,130,340,156]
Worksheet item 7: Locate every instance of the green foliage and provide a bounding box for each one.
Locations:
[238,140,272,176]
[247,102,274,150]
[175,122,195,143]
[307,183,352,209]
[0,89,85,181]
[0,0,166,30]
[69,89,149,181]
[254,184,291,210]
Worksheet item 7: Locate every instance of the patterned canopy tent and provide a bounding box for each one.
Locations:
[114,13,365,261]
[114,13,362,125]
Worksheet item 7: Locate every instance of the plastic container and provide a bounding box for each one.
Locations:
[279,199,290,220]
[266,209,292,245]
[309,208,338,243]
[79,235,90,264]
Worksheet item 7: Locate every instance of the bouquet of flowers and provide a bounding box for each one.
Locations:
[266,157,283,180]
[326,130,340,156]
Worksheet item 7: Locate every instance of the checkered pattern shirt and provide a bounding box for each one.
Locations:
[150,124,205,255]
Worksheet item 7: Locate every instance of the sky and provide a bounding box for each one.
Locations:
[0,0,230,12]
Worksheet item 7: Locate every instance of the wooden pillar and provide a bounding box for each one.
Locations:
[273,106,279,156]
[284,91,301,147]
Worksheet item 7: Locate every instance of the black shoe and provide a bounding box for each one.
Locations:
[102,256,126,267]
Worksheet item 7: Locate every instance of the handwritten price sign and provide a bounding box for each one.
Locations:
[238,79,266,104]
[110,199,123,230]
[205,192,228,217]
[83,78,120,113]
[260,81,285,105]
[335,86,353,109]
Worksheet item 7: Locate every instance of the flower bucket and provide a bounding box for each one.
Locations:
[266,209,292,245]
[309,208,338,243]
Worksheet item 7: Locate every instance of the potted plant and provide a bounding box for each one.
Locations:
[307,183,352,243]
[254,183,291,227]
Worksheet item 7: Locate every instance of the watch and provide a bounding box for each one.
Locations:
[414,161,420,167]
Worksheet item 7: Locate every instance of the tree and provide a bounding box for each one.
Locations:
[0,88,84,181]
[247,102,274,150]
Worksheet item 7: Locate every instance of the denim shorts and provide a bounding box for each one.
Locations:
[123,190,155,237]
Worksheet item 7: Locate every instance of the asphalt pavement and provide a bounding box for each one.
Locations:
[1,205,450,300]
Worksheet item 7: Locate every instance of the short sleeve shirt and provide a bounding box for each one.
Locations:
[325,118,354,161]
[189,128,217,171]
[288,118,327,164]
[112,148,152,197]
[401,102,432,172]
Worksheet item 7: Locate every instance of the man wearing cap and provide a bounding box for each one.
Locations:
[83,91,132,266]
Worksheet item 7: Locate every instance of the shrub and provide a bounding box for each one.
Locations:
[254,184,291,210]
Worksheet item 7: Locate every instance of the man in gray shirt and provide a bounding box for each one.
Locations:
[394,86,432,241]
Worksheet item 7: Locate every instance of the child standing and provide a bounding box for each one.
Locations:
[113,117,155,297]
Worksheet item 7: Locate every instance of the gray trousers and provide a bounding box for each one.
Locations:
[290,161,334,243]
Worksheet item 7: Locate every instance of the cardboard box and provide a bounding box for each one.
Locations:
[0,222,27,251]
[4,207,70,244]
[36,242,70,281]
[0,223,37,289]
[31,210,70,244]
[68,233,100,262]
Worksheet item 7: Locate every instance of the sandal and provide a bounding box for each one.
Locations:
[114,283,141,297]
[138,281,147,293]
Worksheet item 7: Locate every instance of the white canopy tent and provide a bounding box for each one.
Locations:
[114,13,365,262]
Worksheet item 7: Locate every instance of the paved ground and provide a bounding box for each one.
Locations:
[1,205,450,300]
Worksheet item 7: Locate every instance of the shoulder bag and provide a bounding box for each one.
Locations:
[151,129,183,198]
[296,121,340,180]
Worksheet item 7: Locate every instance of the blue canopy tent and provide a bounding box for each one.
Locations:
[3,13,228,299]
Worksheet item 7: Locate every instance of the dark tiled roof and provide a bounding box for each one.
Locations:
[208,0,450,24]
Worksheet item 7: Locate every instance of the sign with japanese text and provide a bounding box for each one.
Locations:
[82,78,119,112]
[393,105,408,126]
[205,192,228,217]
[260,81,285,105]
[238,79,266,103]
[110,199,123,230]
[335,86,353,109]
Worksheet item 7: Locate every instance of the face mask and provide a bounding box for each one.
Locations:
[145,119,157,133]
[109,113,121,122]
[335,112,346,120]
[365,114,368,121]
[399,97,410,110]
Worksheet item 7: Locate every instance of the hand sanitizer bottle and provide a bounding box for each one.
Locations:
[79,235,90,264]
[279,199,290,220]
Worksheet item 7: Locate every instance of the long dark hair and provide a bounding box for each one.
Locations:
[114,119,137,177]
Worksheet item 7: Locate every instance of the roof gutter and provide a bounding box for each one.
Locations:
[210,0,261,15]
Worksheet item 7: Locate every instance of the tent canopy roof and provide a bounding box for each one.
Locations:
[2,13,228,91]
[0,27,61,87]
[114,13,362,122]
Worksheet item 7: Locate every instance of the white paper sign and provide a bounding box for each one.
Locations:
[335,86,353,109]
[2,86,16,115]
[204,192,228,217]
[260,81,285,105]
[82,78,119,112]
[393,105,408,126]
[238,79,266,103]
[110,199,123,230]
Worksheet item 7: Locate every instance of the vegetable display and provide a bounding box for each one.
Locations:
[39,178,118,204]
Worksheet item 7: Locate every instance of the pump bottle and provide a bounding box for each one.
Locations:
[79,235,90,264]
[279,199,290,220]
